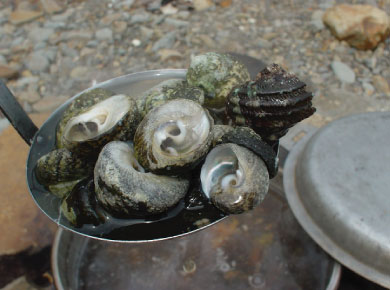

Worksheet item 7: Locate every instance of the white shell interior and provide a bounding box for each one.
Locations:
[111,142,145,173]
[63,94,131,142]
[200,145,245,198]
[152,101,210,157]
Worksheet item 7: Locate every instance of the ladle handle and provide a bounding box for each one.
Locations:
[0,80,38,146]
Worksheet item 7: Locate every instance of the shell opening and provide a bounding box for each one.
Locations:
[114,143,146,173]
[153,109,210,157]
[200,146,245,198]
[63,95,131,142]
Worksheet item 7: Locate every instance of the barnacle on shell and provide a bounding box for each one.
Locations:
[226,64,316,143]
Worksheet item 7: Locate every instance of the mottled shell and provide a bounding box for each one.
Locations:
[187,52,250,109]
[60,93,141,156]
[94,141,190,217]
[48,179,83,198]
[200,143,269,214]
[56,88,115,148]
[134,99,214,174]
[136,79,205,118]
[35,148,94,186]
[226,64,316,142]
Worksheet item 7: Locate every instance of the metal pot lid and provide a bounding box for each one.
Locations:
[283,112,390,288]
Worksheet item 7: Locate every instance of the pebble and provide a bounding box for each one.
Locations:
[132,39,141,47]
[130,14,151,24]
[25,51,50,73]
[257,38,272,49]
[9,9,43,25]
[0,65,19,79]
[19,90,41,103]
[372,75,390,95]
[61,30,93,41]
[113,0,134,9]
[362,82,375,96]
[0,55,7,64]
[28,27,54,43]
[16,76,40,87]
[113,21,127,33]
[70,66,89,79]
[165,18,189,27]
[140,26,154,40]
[146,0,161,12]
[40,0,64,14]
[158,49,183,61]
[152,31,177,52]
[95,28,113,41]
[311,10,325,30]
[193,0,214,11]
[60,43,78,58]
[160,4,178,15]
[331,60,356,83]
[0,119,10,134]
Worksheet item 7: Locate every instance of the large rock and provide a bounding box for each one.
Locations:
[323,4,390,50]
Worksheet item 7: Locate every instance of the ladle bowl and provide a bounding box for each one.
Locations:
[0,54,270,242]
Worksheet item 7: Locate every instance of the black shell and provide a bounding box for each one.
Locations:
[226,64,316,142]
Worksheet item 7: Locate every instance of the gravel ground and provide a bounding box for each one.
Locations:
[0,0,389,125]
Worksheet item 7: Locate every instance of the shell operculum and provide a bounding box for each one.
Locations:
[200,143,269,214]
[94,141,190,217]
[226,64,316,143]
[134,99,214,174]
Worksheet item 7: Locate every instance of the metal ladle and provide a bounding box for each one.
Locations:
[0,54,269,243]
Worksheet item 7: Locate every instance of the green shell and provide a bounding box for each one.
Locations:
[35,148,94,186]
[136,79,205,118]
[56,88,116,148]
[186,52,250,109]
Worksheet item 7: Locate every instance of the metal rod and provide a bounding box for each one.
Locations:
[0,80,38,146]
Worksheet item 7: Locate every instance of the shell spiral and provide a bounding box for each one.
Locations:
[226,64,316,142]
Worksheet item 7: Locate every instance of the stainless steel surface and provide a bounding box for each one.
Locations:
[52,190,341,290]
[283,112,390,288]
